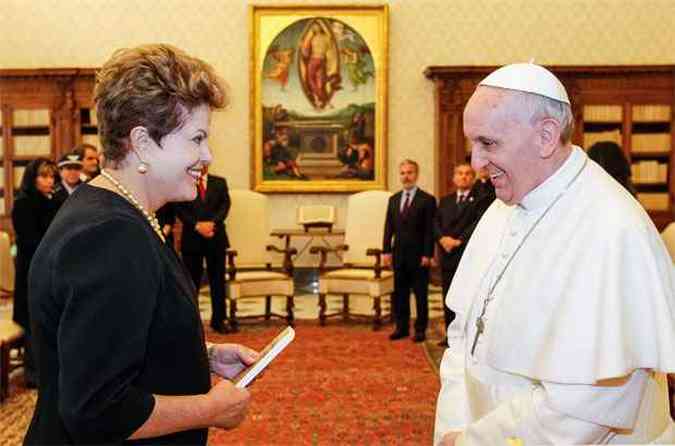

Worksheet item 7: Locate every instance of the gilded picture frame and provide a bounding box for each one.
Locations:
[250,5,388,192]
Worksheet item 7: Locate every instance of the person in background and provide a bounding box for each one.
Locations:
[176,165,231,334]
[53,152,84,202]
[434,63,675,446]
[25,44,257,445]
[472,166,496,202]
[433,163,482,348]
[73,143,101,181]
[11,158,61,388]
[587,140,636,196]
[383,159,436,343]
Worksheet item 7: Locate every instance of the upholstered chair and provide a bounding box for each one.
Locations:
[0,231,14,298]
[0,320,24,403]
[0,232,23,403]
[310,190,393,329]
[226,190,296,331]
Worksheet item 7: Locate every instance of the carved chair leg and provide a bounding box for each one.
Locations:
[229,299,239,333]
[342,293,350,321]
[265,296,272,320]
[319,293,327,326]
[373,296,382,331]
[286,296,295,326]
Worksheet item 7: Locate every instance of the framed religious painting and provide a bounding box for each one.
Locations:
[250,5,388,192]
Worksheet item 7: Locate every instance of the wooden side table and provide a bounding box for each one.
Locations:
[271,228,345,260]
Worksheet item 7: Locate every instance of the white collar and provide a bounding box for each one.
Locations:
[403,186,418,197]
[63,180,79,195]
[519,146,586,211]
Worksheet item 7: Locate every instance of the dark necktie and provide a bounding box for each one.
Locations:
[401,192,411,215]
[458,193,466,204]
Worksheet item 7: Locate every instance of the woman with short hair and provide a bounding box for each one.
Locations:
[25,44,257,445]
[12,157,60,388]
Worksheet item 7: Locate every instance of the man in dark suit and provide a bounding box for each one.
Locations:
[53,152,84,203]
[176,165,231,334]
[434,163,495,346]
[472,166,497,203]
[383,159,437,342]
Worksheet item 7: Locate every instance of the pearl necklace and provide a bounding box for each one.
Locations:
[100,169,166,243]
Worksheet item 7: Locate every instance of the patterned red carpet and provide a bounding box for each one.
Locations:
[207,321,440,445]
[0,321,441,445]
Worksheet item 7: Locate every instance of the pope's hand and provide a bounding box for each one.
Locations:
[209,343,259,380]
[439,431,461,446]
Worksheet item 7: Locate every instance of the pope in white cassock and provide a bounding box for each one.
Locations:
[434,63,675,445]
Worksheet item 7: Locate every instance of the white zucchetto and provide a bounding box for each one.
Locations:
[479,63,570,105]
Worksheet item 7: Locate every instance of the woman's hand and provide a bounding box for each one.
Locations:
[205,380,250,430]
[209,343,259,379]
[129,374,253,438]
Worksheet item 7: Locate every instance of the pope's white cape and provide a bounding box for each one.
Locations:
[447,147,675,385]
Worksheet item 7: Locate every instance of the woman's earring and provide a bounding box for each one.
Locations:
[135,148,149,174]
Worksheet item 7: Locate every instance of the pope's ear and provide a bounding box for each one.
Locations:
[129,126,152,151]
[537,118,562,158]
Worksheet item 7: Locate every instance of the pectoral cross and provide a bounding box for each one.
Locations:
[470,316,485,355]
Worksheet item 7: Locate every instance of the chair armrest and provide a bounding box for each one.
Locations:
[366,248,384,278]
[266,245,298,256]
[266,245,297,275]
[226,249,238,280]
[310,244,348,271]
[309,244,348,255]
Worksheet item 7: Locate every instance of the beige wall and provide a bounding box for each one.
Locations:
[2,0,674,259]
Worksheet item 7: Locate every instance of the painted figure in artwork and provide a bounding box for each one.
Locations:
[350,111,367,142]
[264,47,294,90]
[330,20,357,44]
[299,20,341,109]
[260,17,377,182]
[266,129,304,179]
[341,46,373,90]
[336,137,374,180]
[338,140,360,173]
